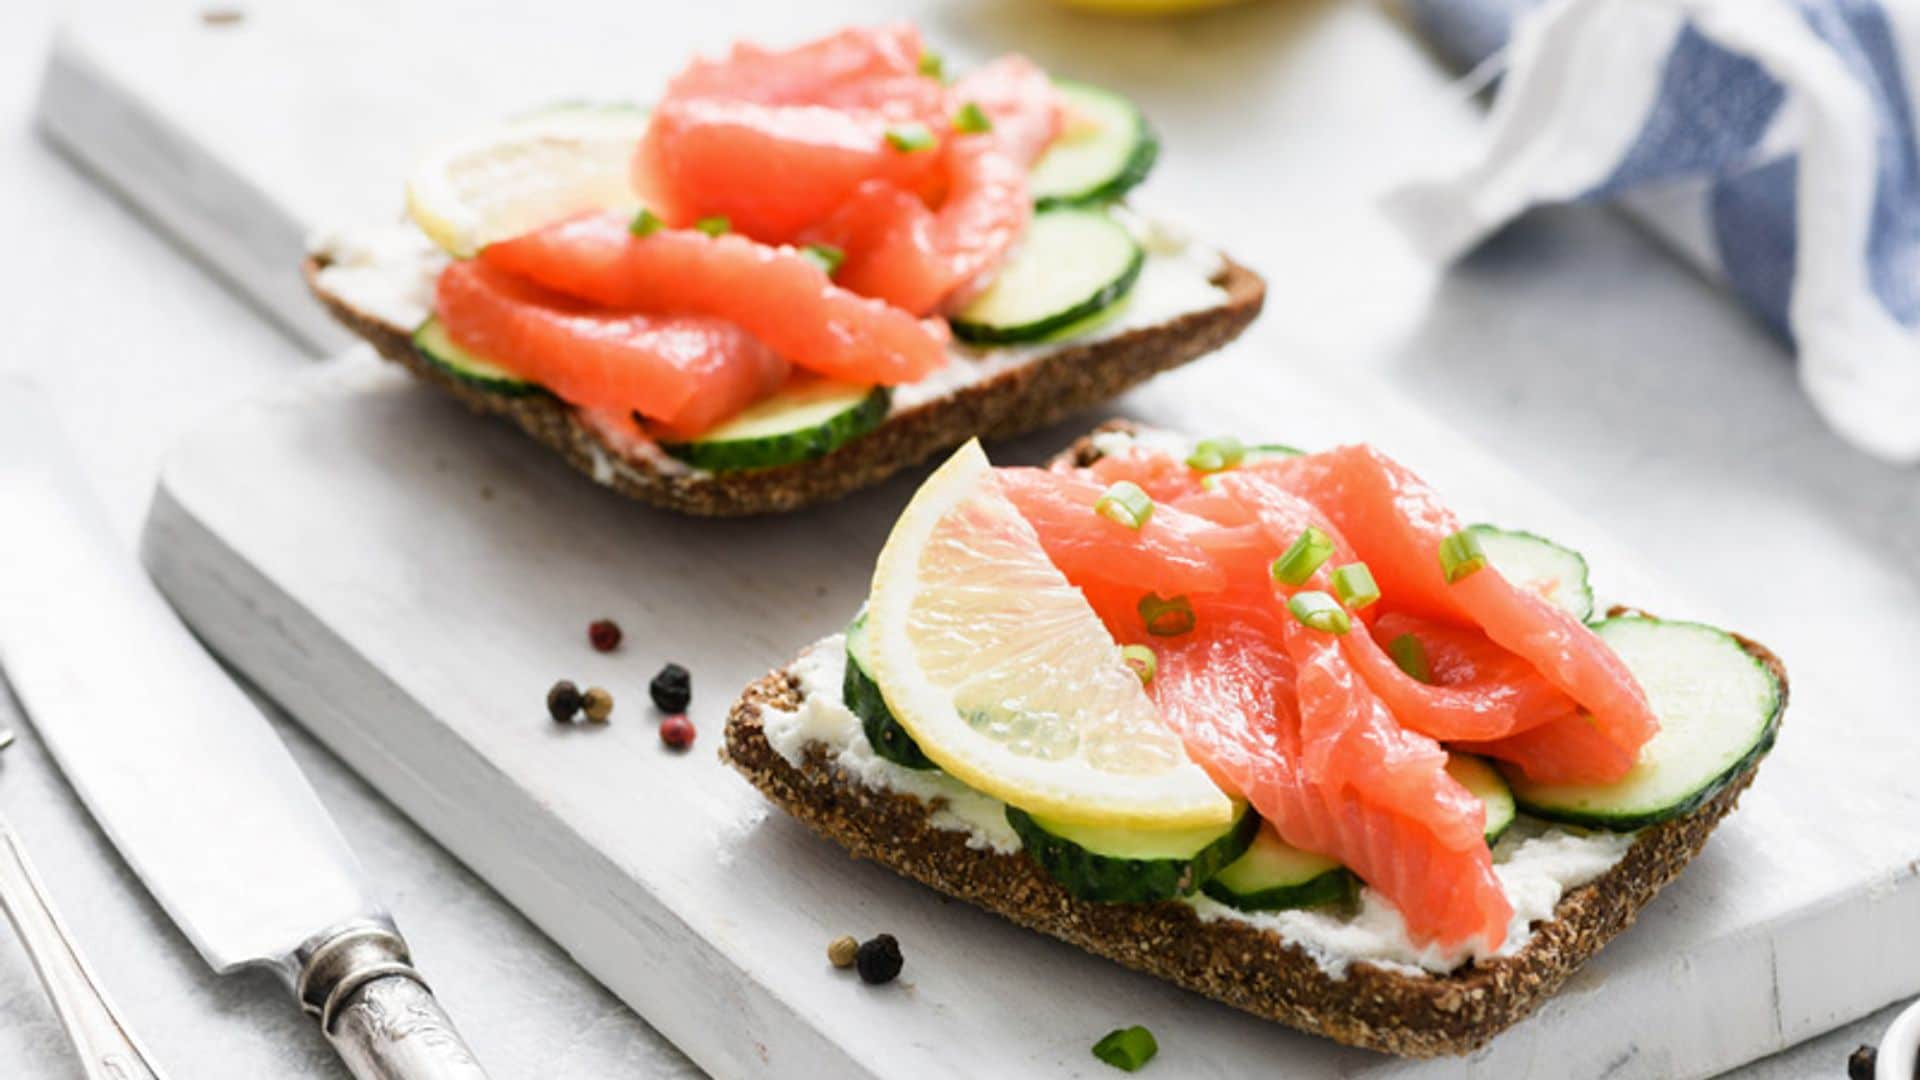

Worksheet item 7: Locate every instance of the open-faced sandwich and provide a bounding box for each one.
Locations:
[306,24,1264,516]
[723,422,1786,1056]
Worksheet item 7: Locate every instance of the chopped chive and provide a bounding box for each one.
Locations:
[1092,1025,1158,1072]
[1388,633,1432,683]
[1288,591,1351,634]
[1185,436,1246,474]
[801,243,845,276]
[1270,526,1334,586]
[1331,562,1380,610]
[693,215,731,237]
[885,123,937,153]
[1439,529,1487,583]
[918,50,944,79]
[1137,593,1195,637]
[1120,644,1157,686]
[628,208,665,237]
[1095,481,1154,530]
[953,101,993,134]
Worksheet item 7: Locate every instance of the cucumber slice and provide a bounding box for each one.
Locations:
[1030,81,1158,208]
[1200,826,1354,912]
[661,382,888,471]
[1504,617,1783,830]
[949,208,1144,345]
[412,318,542,397]
[1468,524,1595,622]
[1448,753,1516,844]
[843,615,937,770]
[1006,801,1259,904]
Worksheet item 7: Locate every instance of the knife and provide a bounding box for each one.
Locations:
[0,378,488,1080]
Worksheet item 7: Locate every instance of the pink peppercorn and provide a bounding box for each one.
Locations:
[660,714,695,750]
[588,619,622,652]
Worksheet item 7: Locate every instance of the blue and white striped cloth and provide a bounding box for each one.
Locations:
[1391,0,1920,462]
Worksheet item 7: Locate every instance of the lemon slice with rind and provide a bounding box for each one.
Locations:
[405,105,650,258]
[865,440,1232,829]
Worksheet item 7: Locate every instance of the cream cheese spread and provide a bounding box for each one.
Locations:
[307,215,1230,482]
[758,632,1635,978]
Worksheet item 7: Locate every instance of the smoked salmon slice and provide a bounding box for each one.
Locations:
[479,211,950,385]
[1247,445,1657,780]
[1146,621,1510,950]
[635,98,949,243]
[807,56,1061,314]
[636,23,949,242]
[433,260,788,436]
[1347,613,1583,743]
[998,468,1230,597]
[663,22,926,105]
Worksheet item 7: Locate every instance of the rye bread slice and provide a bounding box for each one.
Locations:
[722,637,1782,1058]
[303,253,1264,517]
[717,427,1788,1056]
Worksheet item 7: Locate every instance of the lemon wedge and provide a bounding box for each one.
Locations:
[1049,0,1253,14]
[864,441,1232,829]
[405,105,650,258]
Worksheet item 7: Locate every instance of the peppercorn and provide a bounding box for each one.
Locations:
[546,680,582,723]
[588,619,622,652]
[582,687,614,723]
[660,713,695,749]
[855,934,902,985]
[827,935,859,969]
[650,663,692,713]
[1847,1045,1876,1080]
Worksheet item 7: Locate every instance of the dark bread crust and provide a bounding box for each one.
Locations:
[721,634,1783,1058]
[303,254,1264,516]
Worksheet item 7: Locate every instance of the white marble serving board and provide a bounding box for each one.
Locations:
[41,0,1920,1073]
[140,349,1920,1080]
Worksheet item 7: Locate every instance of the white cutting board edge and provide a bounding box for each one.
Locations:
[140,355,1920,1080]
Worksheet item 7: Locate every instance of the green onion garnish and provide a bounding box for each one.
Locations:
[801,243,845,276]
[953,101,993,134]
[1288,591,1351,635]
[885,123,937,152]
[1185,436,1246,474]
[628,208,665,237]
[1439,529,1488,583]
[1091,1025,1158,1072]
[694,215,731,237]
[1270,526,1334,586]
[918,50,944,79]
[1095,481,1154,530]
[1120,644,1157,686]
[1331,562,1380,610]
[1137,593,1195,637]
[1388,633,1431,683]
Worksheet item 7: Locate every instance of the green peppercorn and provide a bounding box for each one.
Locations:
[582,686,614,723]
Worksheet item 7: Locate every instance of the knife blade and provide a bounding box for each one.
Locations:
[0,378,488,1080]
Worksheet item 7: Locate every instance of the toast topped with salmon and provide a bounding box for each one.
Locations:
[722,422,1785,1056]
[306,24,1263,515]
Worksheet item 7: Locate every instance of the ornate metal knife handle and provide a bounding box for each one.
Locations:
[0,818,166,1080]
[296,922,490,1080]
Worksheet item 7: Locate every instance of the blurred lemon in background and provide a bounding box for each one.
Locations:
[1049,0,1254,13]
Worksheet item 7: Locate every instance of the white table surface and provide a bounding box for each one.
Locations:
[2,0,1916,1076]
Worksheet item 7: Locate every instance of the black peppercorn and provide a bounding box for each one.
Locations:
[854,933,902,985]
[650,663,692,713]
[1847,1045,1876,1080]
[547,680,582,723]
